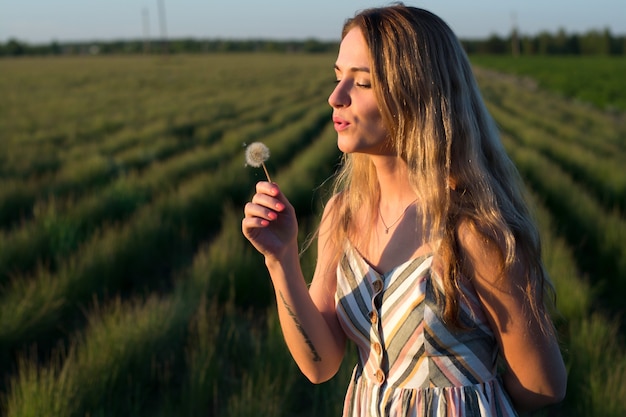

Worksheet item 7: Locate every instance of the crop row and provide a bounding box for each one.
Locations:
[531,191,626,415]
[5,119,624,415]
[504,135,626,305]
[0,54,333,218]
[491,100,625,212]
[1,115,345,417]
[476,70,626,300]
[0,55,333,143]
[475,70,625,213]
[0,102,332,374]
[477,68,626,156]
[470,56,626,112]
[1,55,625,416]
[0,98,327,282]
[0,87,325,230]
[476,65,626,415]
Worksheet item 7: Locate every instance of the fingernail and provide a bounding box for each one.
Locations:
[275,203,284,211]
[268,211,277,220]
[261,220,269,226]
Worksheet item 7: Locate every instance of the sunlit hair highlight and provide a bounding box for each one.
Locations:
[327,4,556,333]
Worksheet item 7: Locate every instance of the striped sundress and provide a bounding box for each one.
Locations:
[335,242,518,417]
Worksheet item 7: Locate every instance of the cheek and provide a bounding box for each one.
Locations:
[364,108,388,138]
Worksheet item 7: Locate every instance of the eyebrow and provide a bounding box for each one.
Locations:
[334,64,371,73]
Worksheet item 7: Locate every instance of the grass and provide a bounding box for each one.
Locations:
[470,55,626,111]
[0,53,625,416]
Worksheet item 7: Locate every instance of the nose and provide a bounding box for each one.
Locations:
[328,81,350,108]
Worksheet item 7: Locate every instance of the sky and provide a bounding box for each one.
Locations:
[1,0,625,44]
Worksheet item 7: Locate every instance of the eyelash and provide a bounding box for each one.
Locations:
[334,79,372,89]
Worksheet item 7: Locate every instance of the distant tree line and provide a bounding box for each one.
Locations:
[0,38,338,56]
[1,28,624,57]
[463,28,625,56]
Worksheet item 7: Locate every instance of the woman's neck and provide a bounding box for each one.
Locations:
[371,155,417,208]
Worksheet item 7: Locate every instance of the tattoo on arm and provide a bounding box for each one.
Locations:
[279,291,322,362]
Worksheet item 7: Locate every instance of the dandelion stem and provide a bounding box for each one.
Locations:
[261,162,272,183]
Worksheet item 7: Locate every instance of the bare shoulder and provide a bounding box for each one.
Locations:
[455,217,532,332]
[321,193,342,221]
[456,217,496,257]
[455,218,515,288]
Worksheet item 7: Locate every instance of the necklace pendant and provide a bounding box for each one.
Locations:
[378,198,418,236]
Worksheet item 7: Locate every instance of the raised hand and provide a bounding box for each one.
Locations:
[242,181,298,262]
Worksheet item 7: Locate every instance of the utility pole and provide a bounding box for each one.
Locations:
[157,0,168,54]
[511,12,520,57]
[142,8,151,54]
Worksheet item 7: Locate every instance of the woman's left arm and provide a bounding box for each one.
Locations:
[457,222,567,412]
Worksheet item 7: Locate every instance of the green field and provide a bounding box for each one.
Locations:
[470,55,626,111]
[0,54,625,416]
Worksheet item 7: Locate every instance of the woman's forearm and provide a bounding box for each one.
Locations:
[265,252,345,383]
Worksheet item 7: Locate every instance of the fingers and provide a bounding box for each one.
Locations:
[244,201,277,223]
[241,210,270,230]
[241,182,298,256]
[242,182,286,228]
[251,181,286,212]
[255,180,277,196]
[251,193,284,213]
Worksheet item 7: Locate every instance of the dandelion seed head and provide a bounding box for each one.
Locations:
[245,142,270,168]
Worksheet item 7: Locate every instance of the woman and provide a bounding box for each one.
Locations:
[242,4,566,416]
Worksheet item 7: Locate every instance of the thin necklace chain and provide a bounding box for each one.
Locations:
[378,199,418,234]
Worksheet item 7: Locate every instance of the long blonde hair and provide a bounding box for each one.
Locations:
[328,4,556,332]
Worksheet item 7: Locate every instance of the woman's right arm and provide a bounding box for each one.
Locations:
[242,181,346,383]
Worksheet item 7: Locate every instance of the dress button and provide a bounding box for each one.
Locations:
[373,343,382,355]
[375,369,385,384]
[372,280,383,293]
[368,310,378,324]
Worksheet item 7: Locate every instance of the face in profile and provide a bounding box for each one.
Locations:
[329,27,391,156]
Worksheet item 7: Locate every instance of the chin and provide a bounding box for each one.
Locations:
[336,137,356,154]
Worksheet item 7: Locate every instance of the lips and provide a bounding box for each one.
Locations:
[333,116,350,132]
